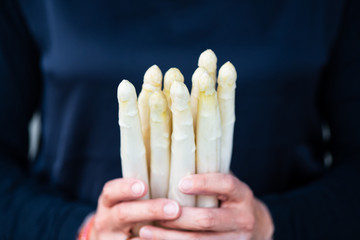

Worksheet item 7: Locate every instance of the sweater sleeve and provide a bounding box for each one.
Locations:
[262,0,360,239]
[0,1,94,239]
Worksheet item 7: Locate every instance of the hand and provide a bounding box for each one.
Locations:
[89,178,181,240]
[139,173,274,240]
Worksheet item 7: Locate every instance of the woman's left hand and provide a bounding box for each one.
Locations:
[139,173,274,240]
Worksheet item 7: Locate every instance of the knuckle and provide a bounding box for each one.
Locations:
[101,189,111,203]
[243,182,253,196]
[242,184,254,201]
[223,175,237,193]
[101,182,113,200]
[103,180,114,191]
[140,199,163,219]
[114,206,128,223]
[196,210,216,230]
[93,215,107,232]
[234,209,255,232]
[196,175,207,190]
[149,202,160,216]
[242,213,255,231]
[246,188,254,200]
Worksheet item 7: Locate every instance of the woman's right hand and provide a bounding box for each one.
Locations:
[90,178,181,240]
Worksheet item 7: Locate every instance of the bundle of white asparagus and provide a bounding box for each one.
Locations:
[117,49,237,208]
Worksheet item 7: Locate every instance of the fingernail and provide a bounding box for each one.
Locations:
[163,201,179,217]
[140,227,153,239]
[179,178,193,192]
[131,182,144,196]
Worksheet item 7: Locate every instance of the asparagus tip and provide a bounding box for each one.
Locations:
[191,67,207,85]
[218,61,237,86]
[149,91,167,112]
[144,65,163,88]
[117,80,136,102]
[199,71,214,94]
[198,49,217,72]
[170,81,190,111]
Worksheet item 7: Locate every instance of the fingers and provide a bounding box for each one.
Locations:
[158,207,243,232]
[99,178,148,207]
[111,198,181,224]
[179,173,251,201]
[139,225,249,240]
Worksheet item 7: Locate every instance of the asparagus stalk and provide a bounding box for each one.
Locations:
[163,67,185,145]
[117,80,150,200]
[196,72,221,208]
[198,49,217,87]
[138,65,163,174]
[217,62,237,174]
[168,81,196,207]
[149,91,171,199]
[190,67,207,134]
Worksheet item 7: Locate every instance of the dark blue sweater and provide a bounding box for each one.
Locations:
[1,0,359,239]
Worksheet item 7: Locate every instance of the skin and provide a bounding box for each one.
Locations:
[140,173,274,240]
[90,174,274,240]
[89,178,181,240]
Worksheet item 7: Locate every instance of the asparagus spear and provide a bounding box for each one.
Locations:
[163,67,185,146]
[198,49,217,87]
[117,80,150,200]
[190,67,207,134]
[149,91,171,199]
[168,81,196,207]
[138,65,163,174]
[196,72,221,208]
[217,62,237,174]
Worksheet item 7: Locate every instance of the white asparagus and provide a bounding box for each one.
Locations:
[190,67,207,134]
[138,65,163,174]
[149,91,171,199]
[117,80,150,200]
[217,61,237,174]
[163,67,185,145]
[196,72,221,208]
[163,68,185,106]
[198,49,217,87]
[168,81,196,207]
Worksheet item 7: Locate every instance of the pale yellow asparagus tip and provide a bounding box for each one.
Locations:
[192,67,207,82]
[164,68,185,106]
[218,61,237,87]
[199,71,216,95]
[117,80,136,102]
[170,81,190,111]
[149,91,168,117]
[198,49,217,76]
[143,65,163,90]
[164,68,185,90]
[191,67,207,92]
